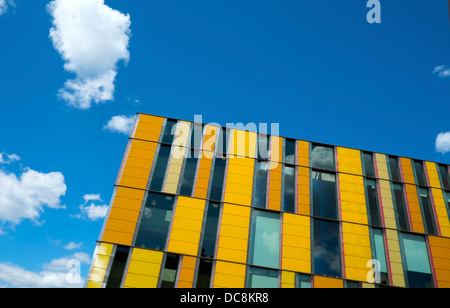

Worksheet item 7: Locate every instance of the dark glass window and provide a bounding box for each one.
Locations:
[345,281,360,288]
[413,160,427,186]
[388,156,401,182]
[446,191,450,218]
[295,273,311,288]
[149,145,171,191]
[200,202,221,258]
[312,171,338,220]
[209,155,227,201]
[161,119,177,144]
[365,179,382,227]
[438,165,450,190]
[257,134,270,160]
[311,144,335,171]
[190,123,204,149]
[362,152,376,178]
[252,160,269,209]
[419,188,438,236]
[179,149,199,197]
[312,219,341,278]
[401,234,434,288]
[135,193,175,250]
[160,254,180,288]
[247,267,279,288]
[248,210,281,268]
[196,258,213,288]
[392,184,410,231]
[105,246,130,288]
[216,128,228,155]
[283,165,296,213]
[284,139,296,164]
[371,228,388,285]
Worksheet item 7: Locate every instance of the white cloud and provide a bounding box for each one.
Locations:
[0,152,20,164]
[436,132,450,154]
[0,168,67,233]
[73,194,108,221]
[0,253,90,288]
[103,114,136,135]
[64,242,82,250]
[433,65,450,79]
[0,0,14,15]
[48,0,131,109]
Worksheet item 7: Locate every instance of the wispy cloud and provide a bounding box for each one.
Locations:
[47,0,131,109]
[436,132,450,154]
[433,65,450,79]
[0,0,14,15]
[0,152,20,164]
[103,114,136,135]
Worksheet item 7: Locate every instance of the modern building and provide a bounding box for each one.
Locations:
[85,112,450,288]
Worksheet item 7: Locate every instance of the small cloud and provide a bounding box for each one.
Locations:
[436,132,450,154]
[103,114,136,135]
[72,194,108,221]
[0,153,20,164]
[64,242,82,250]
[47,0,131,109]
[433,65,450,79]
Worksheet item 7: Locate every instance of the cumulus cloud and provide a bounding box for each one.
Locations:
[433,65,450,79]
[47,0,131,109]
[0,168,67,233]
[0,253,90,288]
[103,114,136,135]
[436,132,450,154]
[72,194,108,221]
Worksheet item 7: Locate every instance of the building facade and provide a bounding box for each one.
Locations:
[85,113,450,288]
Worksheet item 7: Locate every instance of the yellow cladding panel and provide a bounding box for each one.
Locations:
[268,162,282,211]
[229,129,257,158]
[270,136,283,162]
[297,140,309,167]
[133,114,165,142]
[314,276,343,288]
[429,236,450,287]
[213,261,246,288]
[384,229,405,288]
[282,213,311,273]
[224,157,254,206]
[400,158,416,185]
[431,188,450,237]
[119,140,158,190]
[375,153,389,180]
[202,124,218,152]
[404,184,425,234]
[342,222,372,282]
[281,271,295,288]
[378,179,397,230]
[337,147,363,175]
[425,162,442,189]
[216,204,251,264]
[194,152,213,199]
[123,248,163,288]
[339,173,368,225]
[86,243,114,287]
[168,197,206,256]
[297,166,310,216]
[178,256,197,288]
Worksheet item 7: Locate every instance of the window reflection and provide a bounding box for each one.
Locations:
[438,165,450,190]
[413,160,427,186]
[283,165,296,213]
[252,160,269,208]
[312,171,338,220]
[401,234,434,288]
[284,139,296,164]
[149,145,171,191]
[365,179,382,227]
[312,219,341,278]
[392,184,409,231]
[247,267,279,288]
[311,144,335,171]
[419,188,437,236]
[388,156,401,182]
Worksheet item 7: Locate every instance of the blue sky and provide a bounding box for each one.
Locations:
[0,0,449,287]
